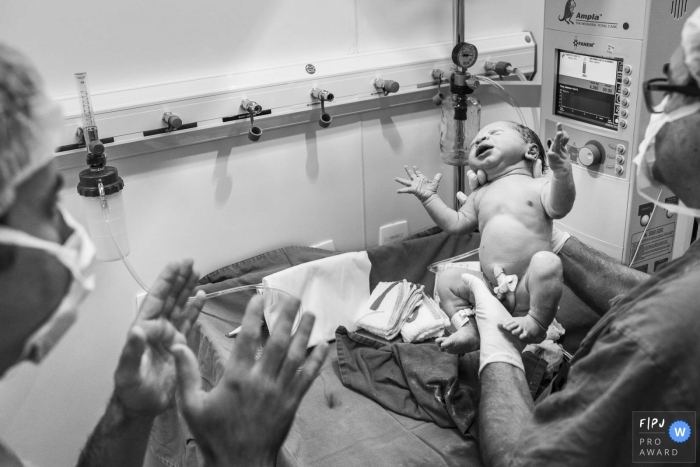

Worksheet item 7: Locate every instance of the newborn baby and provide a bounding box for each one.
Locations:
[395,121,575,352]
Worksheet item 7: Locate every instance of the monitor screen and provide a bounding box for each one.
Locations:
[555,50,623,130]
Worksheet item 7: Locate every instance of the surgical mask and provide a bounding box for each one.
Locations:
[633,96,700,218]
[0,207,96,363]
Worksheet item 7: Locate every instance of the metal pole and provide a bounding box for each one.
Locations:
[453,0,464,45]
[453,0,466,208]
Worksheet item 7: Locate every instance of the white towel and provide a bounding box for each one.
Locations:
[400,293,450,343]
[262,252,371,348]
[355,280,424,340]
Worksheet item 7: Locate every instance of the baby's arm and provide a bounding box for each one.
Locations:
[424,191,478,235]
[395,166,478,235]
[541,123,576,219]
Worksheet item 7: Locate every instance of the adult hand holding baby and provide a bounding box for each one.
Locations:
[460,273,526,376]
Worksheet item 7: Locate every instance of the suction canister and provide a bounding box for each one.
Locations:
[77,166,129,262]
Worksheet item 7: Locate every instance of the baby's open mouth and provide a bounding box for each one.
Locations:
[476,143,493,157]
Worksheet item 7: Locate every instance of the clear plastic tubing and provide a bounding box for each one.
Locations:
[476,75,528,128]
[513,68,540,134]
[99,183,149,292]
[82,186,130,262]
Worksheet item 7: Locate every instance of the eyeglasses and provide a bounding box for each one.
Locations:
[643,77,700,113]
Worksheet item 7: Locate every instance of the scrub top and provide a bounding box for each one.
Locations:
[513,239,700,465]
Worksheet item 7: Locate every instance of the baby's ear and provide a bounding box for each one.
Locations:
[524,143,539,162]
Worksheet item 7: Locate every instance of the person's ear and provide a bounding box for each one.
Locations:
[524,143,539,162]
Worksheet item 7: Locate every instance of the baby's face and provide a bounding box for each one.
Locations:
[468,122,531,173]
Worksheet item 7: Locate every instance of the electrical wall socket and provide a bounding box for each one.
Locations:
[135,292,147,315]
[311,239,336,251]
[379,220,408,246]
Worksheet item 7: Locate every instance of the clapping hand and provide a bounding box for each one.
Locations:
[113,260,205,417]
[170,293,329,467]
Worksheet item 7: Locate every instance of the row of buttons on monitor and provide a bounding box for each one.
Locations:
[614,143,626,174]
[618,64,633,128]
[568,141,627,175]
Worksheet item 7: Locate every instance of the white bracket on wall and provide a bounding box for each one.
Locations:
[53,32,536,166]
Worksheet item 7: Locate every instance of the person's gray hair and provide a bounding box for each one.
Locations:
[682,6,700,85]
[0,43,56,272]
[0,42,57,218]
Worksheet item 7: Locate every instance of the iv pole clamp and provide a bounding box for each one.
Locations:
[240,99,263,141]
[310,87,334,128]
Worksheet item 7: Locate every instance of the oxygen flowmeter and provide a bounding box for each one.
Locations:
[74,72,130,262]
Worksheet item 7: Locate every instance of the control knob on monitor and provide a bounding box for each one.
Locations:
[578,141,605,167]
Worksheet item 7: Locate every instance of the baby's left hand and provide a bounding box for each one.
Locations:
[547,123,572,173]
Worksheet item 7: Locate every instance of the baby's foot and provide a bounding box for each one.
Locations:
[499,315,547,344]
[436,322,480,354]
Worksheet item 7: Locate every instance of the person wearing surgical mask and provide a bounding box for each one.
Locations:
[0,43,328,467]
[454,7,700,467]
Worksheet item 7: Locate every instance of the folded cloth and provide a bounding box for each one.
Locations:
[355,280,424,340]
[400,293,450,343]
[262,252,372,348]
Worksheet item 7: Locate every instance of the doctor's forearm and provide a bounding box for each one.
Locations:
[478,363,533,467]
[77,393,154,467]
[558,236,648,316]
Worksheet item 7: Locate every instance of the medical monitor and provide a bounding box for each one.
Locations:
[554,50,622,130]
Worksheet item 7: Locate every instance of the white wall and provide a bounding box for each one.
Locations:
[0,1,544,466]
[0,0,543,98]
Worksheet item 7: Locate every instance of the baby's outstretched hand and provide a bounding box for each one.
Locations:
[547,123,572,172]
[395,166,442,202]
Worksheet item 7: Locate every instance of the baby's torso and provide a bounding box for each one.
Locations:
[474,175,552,282]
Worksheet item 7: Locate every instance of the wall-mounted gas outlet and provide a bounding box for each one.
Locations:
[379,220,408,246]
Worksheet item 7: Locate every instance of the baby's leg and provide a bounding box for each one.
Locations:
[434,268,480,354]
[500,251,563,344]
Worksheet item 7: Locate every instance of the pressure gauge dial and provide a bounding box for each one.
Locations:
[452,42,479,69]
